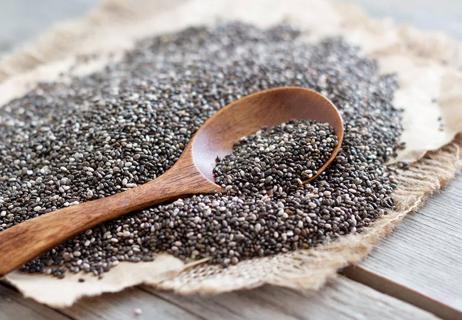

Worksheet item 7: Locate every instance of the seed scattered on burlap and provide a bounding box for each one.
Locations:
[134,308,143,316]
[214,120,338,193]
[0,23,403,277]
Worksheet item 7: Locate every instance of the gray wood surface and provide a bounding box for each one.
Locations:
[0,277,439,320]
[0,284,70,320]
[147,277,439,320]
[350,176,462,318]
[63,287,200,320]
[0,0,461,319]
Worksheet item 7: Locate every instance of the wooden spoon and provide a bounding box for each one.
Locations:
[0,86,343,277]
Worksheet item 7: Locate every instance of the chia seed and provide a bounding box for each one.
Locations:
[0,22,402,277]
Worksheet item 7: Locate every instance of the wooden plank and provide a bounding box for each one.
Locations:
[1,276,439,320]
[346,175,462,320]
[144,277,439,320]
[0,283,71,320]
[61,287,202,320]
[0,1,460,319]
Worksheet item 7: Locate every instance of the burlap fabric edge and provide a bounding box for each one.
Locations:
[0,0,461,306]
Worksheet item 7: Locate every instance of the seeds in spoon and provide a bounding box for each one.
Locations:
[213,120,338,194]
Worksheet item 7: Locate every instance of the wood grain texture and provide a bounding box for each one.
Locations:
[61,287,201,320]
[1,276,439,320]
[0,284,71,320]
[347,175,462,319]
[0,277,437,320]
[191,87,344,182]
[144,277,438,320]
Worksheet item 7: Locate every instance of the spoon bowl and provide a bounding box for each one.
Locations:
[192,86,344,182]
[0,86,343,277]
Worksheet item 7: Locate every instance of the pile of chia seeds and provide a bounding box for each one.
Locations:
[214,120,338,194]
[0,23,403,278]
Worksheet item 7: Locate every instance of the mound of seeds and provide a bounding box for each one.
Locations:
[0,23,403,277]
[214,120,338,194]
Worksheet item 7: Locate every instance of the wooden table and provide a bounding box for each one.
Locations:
[0,1,461,319]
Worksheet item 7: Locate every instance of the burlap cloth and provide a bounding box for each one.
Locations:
[1,0,461,307]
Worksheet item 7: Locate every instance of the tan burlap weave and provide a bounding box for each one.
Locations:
[1,0,461,307]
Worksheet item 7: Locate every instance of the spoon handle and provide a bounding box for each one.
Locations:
[0,163,219,277]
